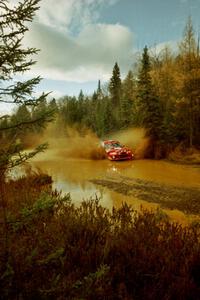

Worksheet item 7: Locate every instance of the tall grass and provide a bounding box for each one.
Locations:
[0,173,200,299]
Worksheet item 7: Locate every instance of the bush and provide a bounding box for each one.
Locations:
[0,175,200,299]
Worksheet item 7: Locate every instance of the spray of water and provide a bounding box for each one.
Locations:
[25,123,148,160]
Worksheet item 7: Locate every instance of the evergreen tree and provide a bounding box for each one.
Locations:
[65,97,79,125]
[15,104,31,123]
[109,62,122,106]
[78,90,84,102]
[108,62,122,129]
[77,90,85,123]
[95,97,114,136]
[10,104,32,138]
[0,0,54,175]
[151,47,177,146]
[121,70,136,128]
[97,80,103,100]
[95,100,105,137]
[137,46,162,141]
[103,98,115,134]
[49,98,58,113]
[0,0,55,282]
[31,98,49,133]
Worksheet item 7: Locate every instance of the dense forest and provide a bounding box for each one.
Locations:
[2,17,200,159]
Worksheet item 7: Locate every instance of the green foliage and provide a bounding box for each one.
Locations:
[21,192,56,219]
[109,62,122,105]
[137,46,163,142]
[0,0,55,173]
[58,64,136,137]
[120,70,136,128]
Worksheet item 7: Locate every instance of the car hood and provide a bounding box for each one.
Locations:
[107,147,131,154]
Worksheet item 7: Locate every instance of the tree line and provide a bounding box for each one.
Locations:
[1,3,200,161]
[50,17,199,157]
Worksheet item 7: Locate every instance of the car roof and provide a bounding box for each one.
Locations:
[103,140,120,144]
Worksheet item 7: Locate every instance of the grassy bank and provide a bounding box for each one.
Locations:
[0,173,200,299]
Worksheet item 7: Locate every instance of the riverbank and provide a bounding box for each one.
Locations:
[90,175,200,215]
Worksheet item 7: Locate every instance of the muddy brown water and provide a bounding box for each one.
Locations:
[31,149,200,225]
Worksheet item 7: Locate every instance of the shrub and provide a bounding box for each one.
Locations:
[0,175,200,299]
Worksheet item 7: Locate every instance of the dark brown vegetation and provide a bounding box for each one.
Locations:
[0,173,200,300]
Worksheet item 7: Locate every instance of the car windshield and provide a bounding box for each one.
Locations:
[104,142,123,149]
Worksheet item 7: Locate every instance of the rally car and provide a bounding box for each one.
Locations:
[101,140,134,161]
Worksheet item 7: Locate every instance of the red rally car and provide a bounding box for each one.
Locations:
[101,140,134,161]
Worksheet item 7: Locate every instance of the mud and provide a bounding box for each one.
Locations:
[90,176,200,215]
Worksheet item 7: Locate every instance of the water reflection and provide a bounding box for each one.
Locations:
[32,152,200,224]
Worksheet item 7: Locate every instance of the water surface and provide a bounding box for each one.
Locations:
[32,151,200,224]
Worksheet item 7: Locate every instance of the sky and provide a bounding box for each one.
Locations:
[3,0,200,107]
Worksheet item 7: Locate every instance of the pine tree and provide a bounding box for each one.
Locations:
[137,46,162,141]
[108,62,122,129]
[77,90,86,124]
[109,62,122,106]
[0,0,56,282]
[151,47,177,146]
[10,104,32,138]
[97,79,103,100]
[121,70,136,128]
[0,0,54,175]
[49,98,58,113]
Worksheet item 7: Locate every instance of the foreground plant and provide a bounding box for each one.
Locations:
[0,174,200,299]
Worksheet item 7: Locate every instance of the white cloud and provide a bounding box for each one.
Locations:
[24,21,134,82]
[36,0,119,32]
[10,0,134,83]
